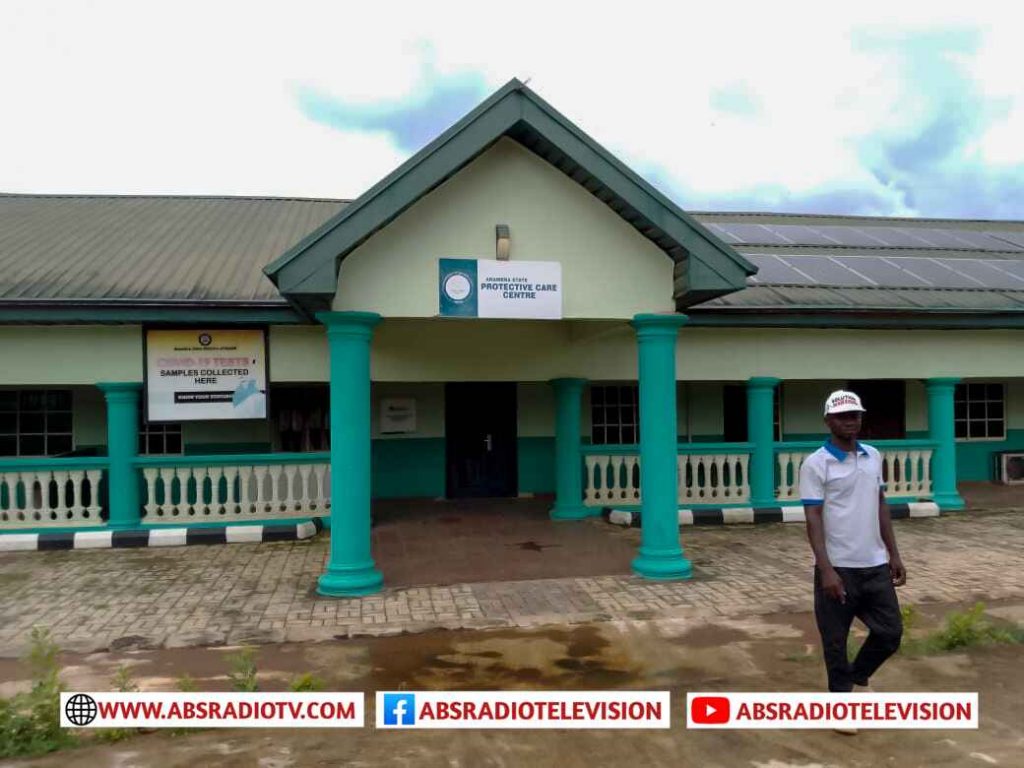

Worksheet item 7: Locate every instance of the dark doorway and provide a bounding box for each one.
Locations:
[445,383,518,498]
[847,380,905,440]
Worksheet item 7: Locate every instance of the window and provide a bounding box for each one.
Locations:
[955,383,1005,440]
[139,416,182,455]
[0,389,74,456]
[590,385,639,445]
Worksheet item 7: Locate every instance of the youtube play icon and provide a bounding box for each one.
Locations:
[691,696,731,725]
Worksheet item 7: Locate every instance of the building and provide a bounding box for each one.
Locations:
[1,80,1022,595]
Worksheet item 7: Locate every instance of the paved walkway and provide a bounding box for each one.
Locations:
[0,510,1021,657]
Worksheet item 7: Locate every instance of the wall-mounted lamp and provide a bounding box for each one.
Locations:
[495,224,511,261]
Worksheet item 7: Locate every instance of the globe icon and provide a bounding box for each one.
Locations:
[65,694,98,726]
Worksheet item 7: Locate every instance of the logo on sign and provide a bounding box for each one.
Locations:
[383,693,416,726]
[442,273,472,302]
[691,696,731,725]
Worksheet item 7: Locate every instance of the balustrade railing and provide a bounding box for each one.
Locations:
[136,453,331,524]
[582,443,754,507]
[0,458,107,530]
[775,440,935,502]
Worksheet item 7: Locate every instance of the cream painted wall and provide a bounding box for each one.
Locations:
[0,326,142,385]
[269,325,328,382]
[74,386,107,447]
[518,383,555,438]
[783,381,843,434]
[370,382,445,439]
[333,138,675,319]
[906,380,928,432]
[361,321,1024,383]
[1009,380,1024,428]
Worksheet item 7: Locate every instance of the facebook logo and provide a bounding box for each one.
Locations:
[382,693,416,726]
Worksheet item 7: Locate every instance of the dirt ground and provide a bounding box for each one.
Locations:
[1,598,1021,768]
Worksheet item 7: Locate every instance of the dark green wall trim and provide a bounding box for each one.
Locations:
[371,438,446,499]
[0,303,306,324]
[518,436,555,494]
[686,311,1024,329]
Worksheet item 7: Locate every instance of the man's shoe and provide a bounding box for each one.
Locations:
[833,725,859,735]
[853,683,875,693]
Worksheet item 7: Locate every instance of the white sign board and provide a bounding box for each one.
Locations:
[380,398,417,434]
[146,329,268,421]
[439,258,562,319]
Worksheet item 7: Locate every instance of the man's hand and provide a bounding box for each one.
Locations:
[819,565,846,603]
[889,556,907,587]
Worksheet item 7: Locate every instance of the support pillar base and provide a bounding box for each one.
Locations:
[631,547,693,581]
[932,492,965,512]
[316,562,383,597]
[549,503,595,520]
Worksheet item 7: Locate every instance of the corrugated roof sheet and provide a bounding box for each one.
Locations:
[0,195,346,302]
[0,195,1021,314]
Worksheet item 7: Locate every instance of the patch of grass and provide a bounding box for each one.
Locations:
[901,602,1023,655]
[226,647,259,692]
[0,628,75,758]
[175,674,198,693]
[289,673,325,692]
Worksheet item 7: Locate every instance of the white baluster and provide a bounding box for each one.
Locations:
[736,454,751,502]
[52,470,69,522]
[922,449,933,495]
[713,455,726,501]
[297,464,311,512]
[85,469,102,521]
[237,466,252,514]
[69,470,85,521]
[222,466,240,515]
[253,466,269,515]
[191,466,209,517]
[583,456,597,505]
[157,467,175,519]
[173,467,191,517]
[142,468,158,520]
[207,466,224,515]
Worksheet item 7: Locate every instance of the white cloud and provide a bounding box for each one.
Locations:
[1,0,1020,214]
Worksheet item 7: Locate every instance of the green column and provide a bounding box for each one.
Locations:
[97,382,141,529]
[926,377,965,511]
[631,314,692,580]
[549,378,590,520]
[747,377,780,508]
[316,311,384,597]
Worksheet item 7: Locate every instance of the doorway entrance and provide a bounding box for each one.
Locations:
[445,382,518,498]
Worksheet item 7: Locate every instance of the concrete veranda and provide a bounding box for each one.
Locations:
[1,503,1022,657]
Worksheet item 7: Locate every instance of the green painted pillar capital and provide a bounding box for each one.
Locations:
[549,378,591,521]
[97,382,142,530]
[925,377,965,511]
[630,313,692,581]
[747,377,781,508]
[630,313,690,338]
[315,310,384,597]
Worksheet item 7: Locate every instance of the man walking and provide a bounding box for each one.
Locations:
[800,390,905,705]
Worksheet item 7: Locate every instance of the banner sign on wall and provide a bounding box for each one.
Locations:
[146,329,268,421]
[439,258,562,319]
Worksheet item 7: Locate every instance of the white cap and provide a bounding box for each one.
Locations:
[824,390,866,415]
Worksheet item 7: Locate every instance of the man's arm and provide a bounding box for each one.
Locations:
[878,488,906,586]
[805,504,845,602]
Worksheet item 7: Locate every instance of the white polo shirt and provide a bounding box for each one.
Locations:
[799,441,889,568]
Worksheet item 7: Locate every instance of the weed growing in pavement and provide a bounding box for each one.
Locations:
[0,628,74,758]
[289,673,326,692]
[95,666,140,743]
[227,647,259,692]
[900,602,1024,655]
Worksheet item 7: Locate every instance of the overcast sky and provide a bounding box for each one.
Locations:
[2,1,1022,218]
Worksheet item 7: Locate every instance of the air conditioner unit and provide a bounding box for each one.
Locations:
[998,452,1024,485]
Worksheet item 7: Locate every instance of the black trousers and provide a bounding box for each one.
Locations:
[813,564,903,692]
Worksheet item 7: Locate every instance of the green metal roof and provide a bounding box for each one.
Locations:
[2,192,1024,327]
[263,78,756,315]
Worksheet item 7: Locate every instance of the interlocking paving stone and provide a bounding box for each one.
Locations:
[0,510,1022,655]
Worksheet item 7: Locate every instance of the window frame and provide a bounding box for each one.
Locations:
[0,388,75,457]
[954,382,1006,442]
[589,384,640,446]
